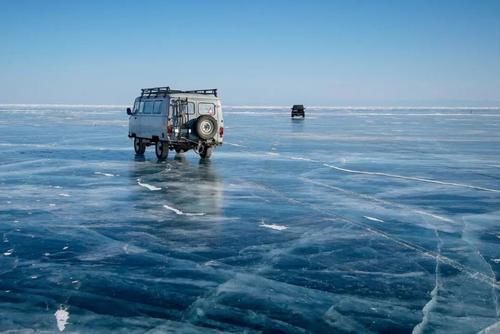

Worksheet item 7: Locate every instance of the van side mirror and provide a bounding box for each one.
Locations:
[126,107,132,115]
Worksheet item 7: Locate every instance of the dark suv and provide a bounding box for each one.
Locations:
[291,104,305,118]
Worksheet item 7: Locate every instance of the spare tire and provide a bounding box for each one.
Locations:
[195,115,217,140]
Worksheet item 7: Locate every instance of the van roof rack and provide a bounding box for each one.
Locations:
[140,86,218,98]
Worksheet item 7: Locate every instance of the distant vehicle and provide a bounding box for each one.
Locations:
[127,87,224,160]
[291,104,305,118]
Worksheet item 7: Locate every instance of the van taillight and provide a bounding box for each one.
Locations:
[219,127,224,137]
[167,125,173,136]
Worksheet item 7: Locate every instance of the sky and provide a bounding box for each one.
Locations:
[1,0,499,106]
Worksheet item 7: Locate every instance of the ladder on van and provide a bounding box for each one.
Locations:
[170,98,191,140]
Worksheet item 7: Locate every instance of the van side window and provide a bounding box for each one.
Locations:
[139,101,145,114]
[199,102,215,115]
[133,101,140,113]
[153,101,163,114]
[143,101,154,114]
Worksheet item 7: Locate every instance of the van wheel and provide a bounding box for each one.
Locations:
[199,146,213,159]
[134,138,146,154]
[196,115,217,140]
[155,141,169,160]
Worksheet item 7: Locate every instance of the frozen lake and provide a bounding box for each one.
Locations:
[1,105,499,333]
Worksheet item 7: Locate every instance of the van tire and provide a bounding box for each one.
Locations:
[199,146,213,159]
[196,115,217,140]
[134,138,146,154]
[155,141,169,160]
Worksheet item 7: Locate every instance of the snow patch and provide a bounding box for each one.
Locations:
[137,179,161,191]
[163,204,183,215]
[204,260,221,267]
[95,172,115,177]
[3,249,14,256]
[58,193,70,197]
[290,156,314,162]
[260,221,288,231]
[54,307,69,332]
[163,204,205,216]
[364,216,385,223]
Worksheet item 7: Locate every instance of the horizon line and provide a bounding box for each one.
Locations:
[1,103,500,110]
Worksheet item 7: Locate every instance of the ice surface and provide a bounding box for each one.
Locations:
[0,105,499,333]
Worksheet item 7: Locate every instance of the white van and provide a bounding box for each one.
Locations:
[127,87,224,160]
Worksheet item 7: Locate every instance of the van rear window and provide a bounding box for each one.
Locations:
[143,101,154,114]
[133,101,140,113]
[153,101,163,114]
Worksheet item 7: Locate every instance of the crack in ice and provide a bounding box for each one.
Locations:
[247,177,500,290]
[412,229,442,334]
[322,163,500,193]
[301,178,457,226]
[462,217,499,318]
